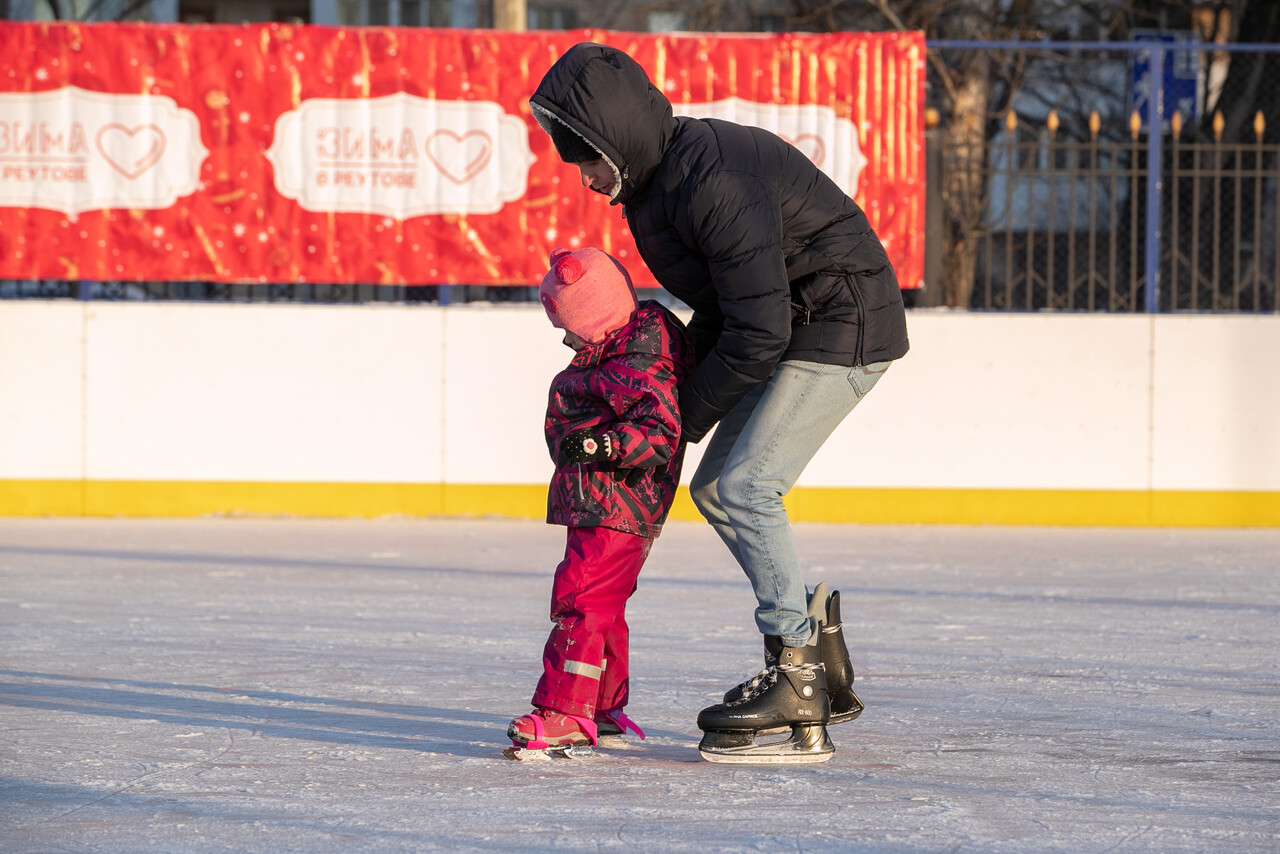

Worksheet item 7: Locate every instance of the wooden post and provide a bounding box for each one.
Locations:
[493,0,525,31]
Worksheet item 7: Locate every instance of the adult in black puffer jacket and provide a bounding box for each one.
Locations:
[532,43,909,751]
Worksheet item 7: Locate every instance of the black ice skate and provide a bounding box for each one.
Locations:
[719,582,863,735]
[696,636,833,764]
[821,588,864,725]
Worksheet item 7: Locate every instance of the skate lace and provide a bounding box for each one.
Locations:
[729,660,826,706]
[732,667,773,699]
[727,667,778,705]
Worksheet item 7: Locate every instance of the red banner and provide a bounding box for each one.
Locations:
[0,22,924,288]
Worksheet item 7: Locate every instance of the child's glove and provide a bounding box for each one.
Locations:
[561,429,616,464]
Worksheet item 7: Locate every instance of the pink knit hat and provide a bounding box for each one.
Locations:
[539,247,638,344]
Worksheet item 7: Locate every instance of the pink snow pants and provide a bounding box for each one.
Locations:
[531,526,653,718]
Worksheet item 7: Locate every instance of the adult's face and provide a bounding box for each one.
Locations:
[575,159,616,198]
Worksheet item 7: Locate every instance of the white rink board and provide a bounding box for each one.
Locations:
[1151,315,1280,491]
[440,304,565,486]
[81,303,446,482]
[0,302,85,479]
[1,301,1278,492]
[807,313,1156,490]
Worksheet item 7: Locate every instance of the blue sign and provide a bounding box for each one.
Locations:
[1130,31,1199,131]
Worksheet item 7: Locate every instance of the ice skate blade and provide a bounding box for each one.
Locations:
[697,724,834,765]
[502,744,595,761]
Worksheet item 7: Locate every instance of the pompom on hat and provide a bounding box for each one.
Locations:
[539,247,638,344]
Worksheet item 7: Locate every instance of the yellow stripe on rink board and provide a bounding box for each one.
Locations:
[1149,490,1280,528]
[0,480,447,519]
[0,480,1276,527]
[782,487,1280,528]
[0,480,85,516]
[439,484,547,519]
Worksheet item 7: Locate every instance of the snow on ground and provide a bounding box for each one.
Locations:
[1,517,1278,853]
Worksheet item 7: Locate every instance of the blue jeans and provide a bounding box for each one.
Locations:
[689,359,890,646]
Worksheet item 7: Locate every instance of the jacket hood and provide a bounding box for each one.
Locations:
[530,43,676,205]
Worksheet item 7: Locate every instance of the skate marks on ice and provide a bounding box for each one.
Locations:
[0,668,520,761]
[5,519,1280,852]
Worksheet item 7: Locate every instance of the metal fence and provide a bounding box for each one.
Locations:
[4,38,1279,313]
[929,39,1279,313]
[949,106,1279,313]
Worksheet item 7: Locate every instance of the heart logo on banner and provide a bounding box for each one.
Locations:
[780,133,826,168]
[96,124,167,180]
[425,130,493,184]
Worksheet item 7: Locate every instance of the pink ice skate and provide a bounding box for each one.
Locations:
[503,708,598,760]
[593,709,646,744]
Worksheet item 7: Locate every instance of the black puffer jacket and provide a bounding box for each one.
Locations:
[531,43,909,442]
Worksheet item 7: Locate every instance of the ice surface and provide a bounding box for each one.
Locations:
[2,518,1278,852]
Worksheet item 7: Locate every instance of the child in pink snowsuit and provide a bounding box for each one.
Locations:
[507,246,694,753]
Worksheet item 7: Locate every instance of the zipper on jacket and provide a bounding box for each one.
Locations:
[791,301,812,326]
[849,274,866,367]
[576,463,584,500]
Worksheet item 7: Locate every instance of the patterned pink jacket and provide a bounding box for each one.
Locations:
[545,301,695,538]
